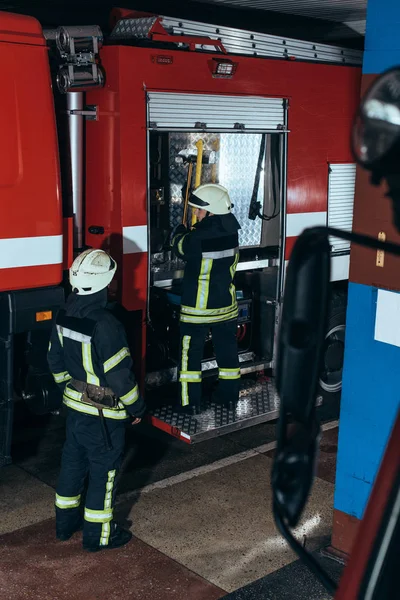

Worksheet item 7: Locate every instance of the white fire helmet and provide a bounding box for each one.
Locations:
[188,183,232,215]
[69,249,117,296]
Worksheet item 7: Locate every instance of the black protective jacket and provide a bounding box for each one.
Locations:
[171,213,241,324]
[47,290,145,421]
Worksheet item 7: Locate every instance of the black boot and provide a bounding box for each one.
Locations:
[178,402,201,416]
[83,522,132,552]
[56,521,83,542]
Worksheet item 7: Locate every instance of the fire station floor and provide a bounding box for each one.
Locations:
[0,399,343,599]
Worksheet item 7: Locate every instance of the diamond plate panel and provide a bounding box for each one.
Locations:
[219,134,264,247]
[167,132,264,247]
[110,17,157,39]
[150,379,280,441]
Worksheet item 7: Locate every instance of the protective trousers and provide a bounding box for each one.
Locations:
[55,409,125,547]
[179,319,240,408]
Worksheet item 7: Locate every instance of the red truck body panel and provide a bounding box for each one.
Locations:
[0,13,63,293]
[0,11,361,307]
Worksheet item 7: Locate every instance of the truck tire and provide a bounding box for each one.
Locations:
[318,290,347,402]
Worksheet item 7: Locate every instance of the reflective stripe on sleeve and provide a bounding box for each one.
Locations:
[229,254,240,305]
[53,371,72,384]
[230,253,239,279]
[104,347,130,373]
[177,234,189,256]
[120,385,139,406]
[195,258,213,309]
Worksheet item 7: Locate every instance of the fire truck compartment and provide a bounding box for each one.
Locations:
[145,119,284,441]
[148,130,283,259]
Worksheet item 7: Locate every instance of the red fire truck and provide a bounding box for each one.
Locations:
[0,8,361,462]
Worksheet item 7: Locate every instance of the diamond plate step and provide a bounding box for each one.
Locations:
[148,379,280,443]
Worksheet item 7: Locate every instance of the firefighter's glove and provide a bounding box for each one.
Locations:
[170,223,187,245]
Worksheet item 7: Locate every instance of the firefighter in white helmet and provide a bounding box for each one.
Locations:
[47,249,145,552]
[171,183,241,413]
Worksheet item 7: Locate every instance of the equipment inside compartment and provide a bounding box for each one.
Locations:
[146,130,283,375]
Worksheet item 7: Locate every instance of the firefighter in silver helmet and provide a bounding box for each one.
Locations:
[171,183,242,413]
[47,249,145,551]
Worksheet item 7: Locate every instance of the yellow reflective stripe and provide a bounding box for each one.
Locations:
[100,470,116,546]
[182,383,189,406]
[100,522,111,546]
[181,335,191,407]
[229,253,239,305]
[181,303,237,316]
[53,371,72,384]
[120,385,139,406]
[63,396,128,420]
[219,368,241,380]
[177,234,189,256]
[55,493,81,509]
[230,253,239,279]
[182,336,190,371]
[82,342,100,385]
[195,258,213,309]
[104,347,130,373]
[180,307,238,324]
[179,371,202,382]
[84,508,113,523]
[64,386,81,400]
[180,370,201,376]
[48,341,52,352]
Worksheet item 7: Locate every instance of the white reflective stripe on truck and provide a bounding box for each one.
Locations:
[122,226,148,254]
[0,235,63,269]
[286,212,327,238]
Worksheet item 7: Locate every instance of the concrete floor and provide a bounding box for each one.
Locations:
[0,410,342,599]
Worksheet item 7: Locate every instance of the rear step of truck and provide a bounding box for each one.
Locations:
[148,378,282,443]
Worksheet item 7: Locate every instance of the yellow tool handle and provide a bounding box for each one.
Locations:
[192,140,204,226]
[182,162,193,225]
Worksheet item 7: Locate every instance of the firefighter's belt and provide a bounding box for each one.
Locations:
[70,379,119,410]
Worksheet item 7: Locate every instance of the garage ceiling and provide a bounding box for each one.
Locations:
[193,0,367,34]
[0,0,367,48]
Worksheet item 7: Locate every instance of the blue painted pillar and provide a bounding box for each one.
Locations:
[332,0,400,555]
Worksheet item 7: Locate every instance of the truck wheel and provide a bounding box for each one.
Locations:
[318,291,347,401]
